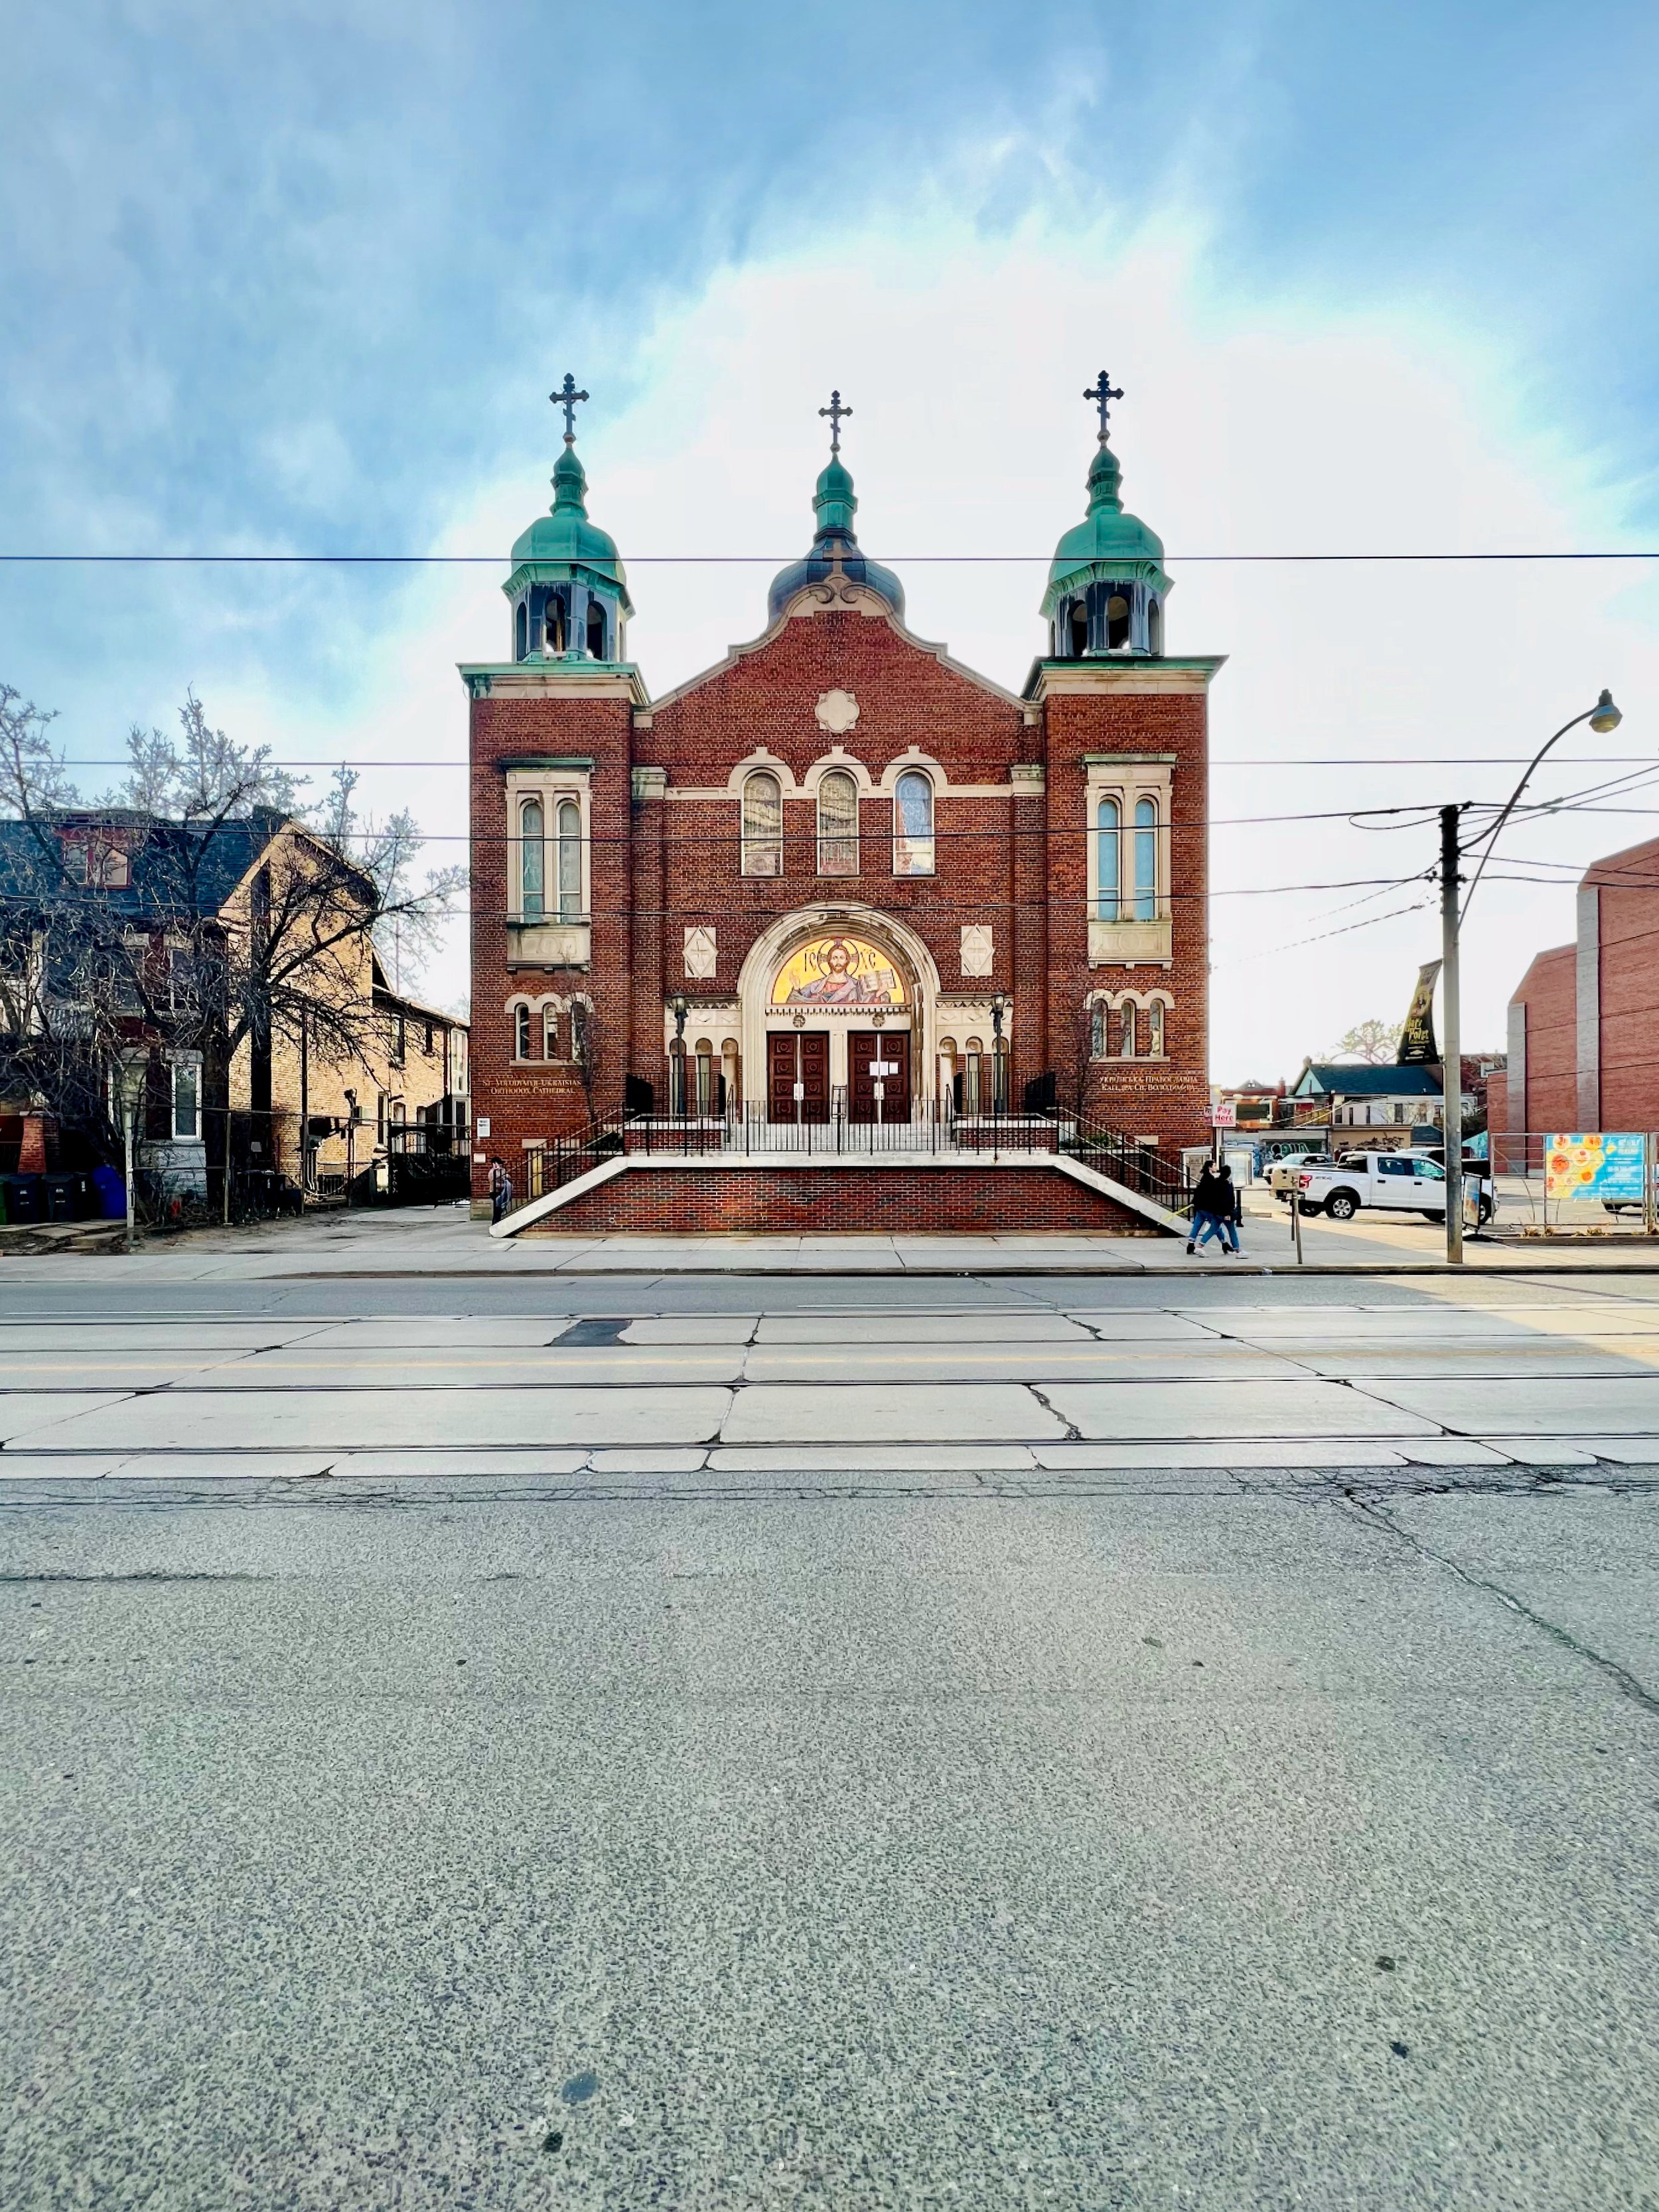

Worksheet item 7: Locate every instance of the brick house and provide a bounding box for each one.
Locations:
[465,384,1222,1232]
[0,810,467,1205]
[1492,834,1659,1164]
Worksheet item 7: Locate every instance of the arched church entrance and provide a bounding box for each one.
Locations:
[736,909,942,1124]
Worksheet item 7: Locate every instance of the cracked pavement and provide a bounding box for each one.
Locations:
[3,1258,1659,2207]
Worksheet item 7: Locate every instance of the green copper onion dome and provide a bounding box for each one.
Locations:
[1042,431,1169,617]
[1041,372,1170,656]
[767,393,904,624]
[506,441,633,614]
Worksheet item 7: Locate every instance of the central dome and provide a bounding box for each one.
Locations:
[767,451,904,625]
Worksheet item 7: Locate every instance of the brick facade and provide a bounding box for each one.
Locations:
[518,1163,1156,1236]
[1499,835,1659,1163]
[467,429,1222,1226]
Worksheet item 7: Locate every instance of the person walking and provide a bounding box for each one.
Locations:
[488,1155,513,1226]
[1187,1161,1227,1255]
[1216,1160,1244,1256]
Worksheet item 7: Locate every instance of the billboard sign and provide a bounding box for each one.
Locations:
[1544,1133,1646,1205]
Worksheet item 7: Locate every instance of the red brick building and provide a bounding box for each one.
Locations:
[1492,834,1659,1163]
[465,381,1222,1226]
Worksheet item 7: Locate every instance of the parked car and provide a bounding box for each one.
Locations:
[1291,1151,1496,1224]
[1267,1149,1329,1197]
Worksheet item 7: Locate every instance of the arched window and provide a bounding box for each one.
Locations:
[556,799,582,919]
[1133,797,1158,921]
[1096,798,1120,921]
[1147,999,1165,1057]
[1118,1003,1137,1057]
[1107,593,1131,650]
[742,771,782,876]
[546,594,567,653]
[514,1004,532,1059]
[817,769,859,875]
[893,771,934,876]
[1068,601,1088,658]
[586,599,607,658]
[1147,598,1163,656]
[541,1005,559,1060]
[1090,1001,1106,1059]
[694,1039,715,1116]
[963,1035,984,1116]
[515,601,528,660]
[520,800,544,919]
[571,1001,589,1067]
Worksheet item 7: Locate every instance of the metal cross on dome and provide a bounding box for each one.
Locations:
[818,389,853,455]
[1084,370,1123,439]
[551,372,589,445]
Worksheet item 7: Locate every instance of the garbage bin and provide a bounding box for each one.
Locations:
[92,1165,127,1220]
[42,1173,76,1222]
[0,1174,42,1225]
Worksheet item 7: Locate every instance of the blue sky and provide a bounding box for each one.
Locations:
[4,0,1658,1065]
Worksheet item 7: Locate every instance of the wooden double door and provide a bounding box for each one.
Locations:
[848,1031,910,1123]
[767,1031,830,1124]
[764,1030,914,1122]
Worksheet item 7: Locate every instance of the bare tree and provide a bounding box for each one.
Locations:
[1,685,464,1176]
[1330,1018,1404,1065]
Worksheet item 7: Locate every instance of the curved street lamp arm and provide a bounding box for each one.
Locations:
[1460,705,1597,920]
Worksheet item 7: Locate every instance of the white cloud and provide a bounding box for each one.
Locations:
[228,191,1659,1073]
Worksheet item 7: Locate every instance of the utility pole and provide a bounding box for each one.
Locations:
[123,1062,136,1256]
[1440,804,1464,1266]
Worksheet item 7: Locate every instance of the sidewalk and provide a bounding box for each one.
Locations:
[4,1199,1659,1278]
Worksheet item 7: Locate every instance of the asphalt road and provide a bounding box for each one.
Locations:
[3,1268,1659,2208]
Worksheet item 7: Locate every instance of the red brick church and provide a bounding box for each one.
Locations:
[466,374,1222,1234]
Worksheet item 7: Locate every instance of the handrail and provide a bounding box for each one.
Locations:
[512,1098,1194,1209]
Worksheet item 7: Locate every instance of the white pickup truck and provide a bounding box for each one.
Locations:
[1291,1151,1494,1223]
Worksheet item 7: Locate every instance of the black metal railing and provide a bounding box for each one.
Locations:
[511,1098,1192,1217]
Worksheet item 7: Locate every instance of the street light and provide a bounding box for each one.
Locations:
[1438,690,1623,1266]
[670,995,688,1118]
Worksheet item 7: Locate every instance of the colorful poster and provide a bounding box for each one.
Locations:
[1397,961,1442,1065]
[1544,1133,1647,1203]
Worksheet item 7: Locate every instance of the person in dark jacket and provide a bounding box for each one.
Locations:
[1187,1163,1227,1255]
[488,1156,513,1225]
[1216,1161,1244,1254]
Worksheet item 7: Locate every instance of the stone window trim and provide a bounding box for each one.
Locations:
[664,745,1027,804]
[893,766,936,879]
[504,989,592,1065]
[505,765,591,926]
[741,768,784,877]
[1086,756,1174,967]
[1088,986,1173,1062]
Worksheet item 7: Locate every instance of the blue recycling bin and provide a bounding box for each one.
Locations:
[92,1165,127,1219]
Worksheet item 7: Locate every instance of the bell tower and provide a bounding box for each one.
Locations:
[1042,372,1171,659]
[504,374,634,664]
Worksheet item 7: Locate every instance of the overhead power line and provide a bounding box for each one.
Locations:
[2,550,1658,567]
[42,755,1659,772]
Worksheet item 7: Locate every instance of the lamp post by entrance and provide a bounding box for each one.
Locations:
[670,995,688,1120]
[1439,689,1623,1266]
